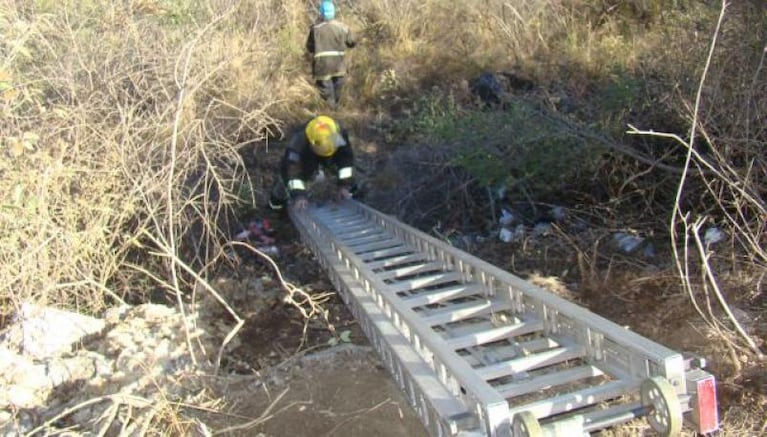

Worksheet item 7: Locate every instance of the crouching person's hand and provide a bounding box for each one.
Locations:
[337,186,352,202]
[292,195,309,211]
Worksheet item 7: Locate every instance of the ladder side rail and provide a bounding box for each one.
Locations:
[348,255,512,437]
[291,212,481,436]
[350,201,687,392]
[296,206,513,437]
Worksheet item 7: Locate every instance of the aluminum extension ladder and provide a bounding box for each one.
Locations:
[289,200,719,437]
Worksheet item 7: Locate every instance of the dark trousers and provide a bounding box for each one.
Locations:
[316,76,345,109]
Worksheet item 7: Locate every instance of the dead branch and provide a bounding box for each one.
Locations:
[692,218,764,358]
[629,0,764,360]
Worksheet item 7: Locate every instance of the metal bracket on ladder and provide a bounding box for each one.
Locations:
[290,200,720,437]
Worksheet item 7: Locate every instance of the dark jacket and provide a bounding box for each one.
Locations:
[306,20,356,80]
[280,122,354,198]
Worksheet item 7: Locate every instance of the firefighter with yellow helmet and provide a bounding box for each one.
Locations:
[269,115,354,211]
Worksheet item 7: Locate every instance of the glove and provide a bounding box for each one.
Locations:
[336,186,352,202]
[293,195,309,211]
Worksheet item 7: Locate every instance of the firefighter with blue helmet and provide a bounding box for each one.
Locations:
[306,1,356,109]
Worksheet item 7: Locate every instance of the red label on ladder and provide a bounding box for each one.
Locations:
[693,375,719,434]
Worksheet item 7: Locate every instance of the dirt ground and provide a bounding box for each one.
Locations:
[203,345,427,437]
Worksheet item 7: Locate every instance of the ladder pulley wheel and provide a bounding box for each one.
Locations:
[511,411,543,437]
[640,376,683,436]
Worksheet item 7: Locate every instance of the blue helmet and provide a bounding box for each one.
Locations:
[319,1,335,20]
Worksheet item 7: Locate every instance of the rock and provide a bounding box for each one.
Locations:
[6,385,38,409]
[104,305,131,324]
[0,302,221,436]
[0,408,34,436]
[138,303,177,321]
[730,307,756,333]
[2,303,105,360]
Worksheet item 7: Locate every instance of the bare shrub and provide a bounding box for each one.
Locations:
[628,1,765,362]
[0,1,304,319]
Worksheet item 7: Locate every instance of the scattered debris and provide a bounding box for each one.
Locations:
[612,232,655,257]
[613,232,645,253]
[469,71,534,106]
[532,221,553,237]
[499,207,515,226]
[704,226,725,246]
[234,218,280,257]
[470,72,505,106]
[235,218,275,244]
[447,233,485,250]
[495,185,507,200]
[499,224,525,243]
[528,272,579,301]
[549,206,566,223]
[640,243,656,258]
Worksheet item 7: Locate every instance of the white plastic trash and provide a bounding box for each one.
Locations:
[499,208,515,226]
[614,232,644,253]
[532,222,553,237]
[704,227,725,246]
[499,227,513,243]
[499,224,525,243]
[549,206,566,222]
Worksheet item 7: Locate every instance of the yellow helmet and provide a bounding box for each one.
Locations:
[306,115,344,157]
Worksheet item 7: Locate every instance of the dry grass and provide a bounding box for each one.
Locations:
[0,0,313,316]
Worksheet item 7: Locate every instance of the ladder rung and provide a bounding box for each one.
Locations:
[317,210,359,221]
[339,226,383,238]
[332,226,372,237]
[460,337,558,368]
[421,300,511,326]
[326,215,363,226]
[508,380,633,419]
[353,239,404,254]
[447,320,545,350]
[366,253,429,270]
[387,272,464,293]
[342,232,390,246]
[333,222,373,236]
[378,261,446,281]
[360,246,414,262]
[404,284,483,308]
[496,365,605,398]
[516,338,558,355]
[477,345,585,381]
